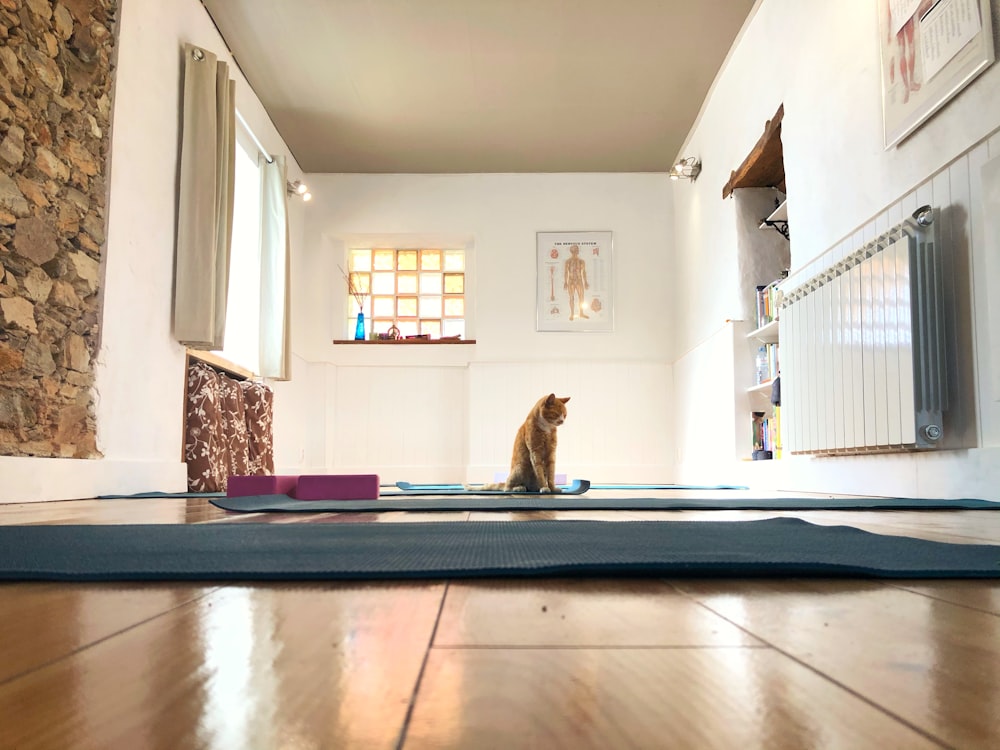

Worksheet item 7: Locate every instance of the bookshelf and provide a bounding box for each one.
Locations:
[747,282,782,460]
[726,106,788,464]
[745,200,788,460]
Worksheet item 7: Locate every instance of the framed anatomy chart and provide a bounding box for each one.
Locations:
[878,0,995,148]
[536,230,614,332]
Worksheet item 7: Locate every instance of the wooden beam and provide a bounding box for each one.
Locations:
[722,104,785,199]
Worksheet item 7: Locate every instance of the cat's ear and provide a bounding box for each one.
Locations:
[559,396,571,404]
[545,393,557,405]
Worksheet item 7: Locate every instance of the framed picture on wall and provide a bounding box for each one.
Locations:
[878,0,995,148]
[536,230,613,332]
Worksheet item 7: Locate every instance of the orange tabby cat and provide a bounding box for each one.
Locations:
[484,393,570,493]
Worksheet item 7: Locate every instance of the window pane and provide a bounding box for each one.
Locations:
[419,272,442,294]
[420,249,441,271]
[373,249,395,271]
[397,297,418,317]
[349,249,371,272]
[442,319,465,338]
[372,272,395,295]
[349,271,370,296]
[348,296,369,316]
[221,141,262,373]
[444,250,464,271]
[397,320,419,337]
[397,249,418,270]
[397,273,418,294]
[373,296,395,317]
[419,296,442,318]
[444,274,464,294]
[343,248,466,340]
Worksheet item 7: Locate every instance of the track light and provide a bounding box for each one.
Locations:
[669,157,701,181]
[287,180,311,201]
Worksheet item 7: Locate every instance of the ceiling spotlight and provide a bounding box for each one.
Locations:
[669,157,701,181]
[287,180,311,201]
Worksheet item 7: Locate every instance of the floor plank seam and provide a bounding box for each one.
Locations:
[679,595,957,749]
[887,583,1000,617]
[395,582,450,750]
[0,586,221,690]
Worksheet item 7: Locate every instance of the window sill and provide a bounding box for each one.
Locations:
[332,339,476,345]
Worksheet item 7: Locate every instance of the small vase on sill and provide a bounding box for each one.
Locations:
[354,312,366,340]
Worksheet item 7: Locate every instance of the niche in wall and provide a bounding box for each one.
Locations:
[723,104,790,324]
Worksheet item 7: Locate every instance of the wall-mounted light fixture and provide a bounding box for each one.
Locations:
[287,180,311,201]
[669,157,701,181]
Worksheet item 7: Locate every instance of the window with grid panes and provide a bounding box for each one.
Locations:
[347,248,466,339]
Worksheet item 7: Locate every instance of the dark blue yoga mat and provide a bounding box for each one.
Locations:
[98,491,224,499]
[210,493,1000,513]
[1,519,998,581]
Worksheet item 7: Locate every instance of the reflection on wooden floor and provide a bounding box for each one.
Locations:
[1,492,999,748]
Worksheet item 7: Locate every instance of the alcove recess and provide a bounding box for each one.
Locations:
[724,103,791,463]
[724,103,790,333]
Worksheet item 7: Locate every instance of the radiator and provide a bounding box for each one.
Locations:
[779,205,946,455]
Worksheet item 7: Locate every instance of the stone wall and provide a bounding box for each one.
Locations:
[0,0,116,458]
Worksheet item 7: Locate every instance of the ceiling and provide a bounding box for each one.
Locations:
[201,0,759,174]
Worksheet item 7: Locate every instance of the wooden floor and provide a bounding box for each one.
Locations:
[1,491,999,749]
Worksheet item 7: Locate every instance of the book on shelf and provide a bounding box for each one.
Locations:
[754,342,779,385]
[751,408,781,460]
[755,281,781,329]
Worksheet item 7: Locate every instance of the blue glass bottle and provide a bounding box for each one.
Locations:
[354,312,366,340]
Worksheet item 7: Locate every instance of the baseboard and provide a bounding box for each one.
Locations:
[0,457,188,503]
[676,448,1000,501]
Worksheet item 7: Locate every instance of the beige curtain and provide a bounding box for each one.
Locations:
[173,43,236,349]
[258,155,291,380]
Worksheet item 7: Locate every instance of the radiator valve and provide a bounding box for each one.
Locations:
[921,424,943,442]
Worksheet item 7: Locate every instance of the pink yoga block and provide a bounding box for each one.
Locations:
[227,475,299,497]
[293,474,381,500]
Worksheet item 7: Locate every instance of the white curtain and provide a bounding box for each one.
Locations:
[258,155,291,380]
[173,43,235,349]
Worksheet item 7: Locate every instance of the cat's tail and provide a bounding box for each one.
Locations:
[463,482,506,491]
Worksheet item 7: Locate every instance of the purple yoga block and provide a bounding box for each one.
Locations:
[227,475,299,497]
[293,474,381,500]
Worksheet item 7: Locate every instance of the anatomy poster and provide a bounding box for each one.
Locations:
[878,0,994,147]
[536,231,613,332]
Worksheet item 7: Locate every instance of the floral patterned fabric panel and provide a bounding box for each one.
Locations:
[185,362,230,492]
[241,379,275,475]
[184,360,276,491]
[220,375,250,478]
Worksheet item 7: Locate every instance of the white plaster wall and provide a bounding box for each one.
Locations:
[279,173,676,483]
[1,0,305,501]
[672,0,1000,499]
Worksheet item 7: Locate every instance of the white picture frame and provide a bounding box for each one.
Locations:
[536,230,613,332]
[878,0,995,148]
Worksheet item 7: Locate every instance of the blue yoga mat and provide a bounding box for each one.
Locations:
[1,519,997,581]
[394,481,748,491]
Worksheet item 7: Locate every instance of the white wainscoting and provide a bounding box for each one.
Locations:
[466,360,674,484]
[328,365,469,483]
[273,357,673,484]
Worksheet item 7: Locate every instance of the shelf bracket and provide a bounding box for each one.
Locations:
[760,219,790,240]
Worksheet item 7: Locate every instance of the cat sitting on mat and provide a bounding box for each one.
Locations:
[479,393,570,493]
